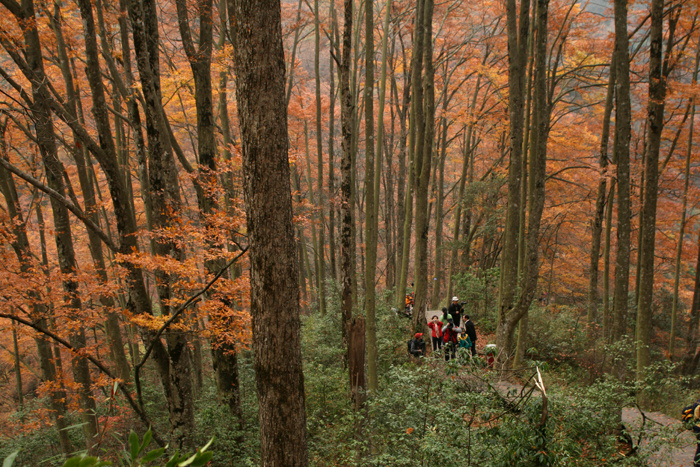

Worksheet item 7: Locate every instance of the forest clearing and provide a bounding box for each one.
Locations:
[0,0,700,464]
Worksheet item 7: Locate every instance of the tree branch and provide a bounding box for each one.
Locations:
[0,310,165,447]
[0,157,119,252]
[134,246,249,408]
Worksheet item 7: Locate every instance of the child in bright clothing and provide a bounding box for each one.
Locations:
[427,315,443,352]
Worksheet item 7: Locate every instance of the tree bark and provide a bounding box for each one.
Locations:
[231,0,309,463]
[670,41,700,359]
[340,0,355,354]
[637,0,671,382]
[611,0,632,356]
[587,52,616,340]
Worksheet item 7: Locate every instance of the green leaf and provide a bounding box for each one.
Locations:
[199,437,214,453]
[185,452,213,467]
[140,448,165,464]
[2,450,20,467]
[129,431,140,460]
[139,428,153,454]
[164,451,183,467]
[62,458,81,467]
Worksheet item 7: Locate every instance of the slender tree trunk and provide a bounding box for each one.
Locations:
[611,0,632,356]
[0,149,72,455]
[363,0,379,392]
[670,41,700,359]
[329,0,338,283]
[602,180,616,338]
[231,0,309,462]
[587,53,616,340]
[314,0,327,315]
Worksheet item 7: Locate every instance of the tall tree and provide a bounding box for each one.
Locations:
[637,0,675,381]
[496,0,549,360]
[230,0,309,463]
[587,53,616,339]
[411,0,435,332]
[670,39,700,359]
[363,0,378,392]
[339,0,355,354]
[314,0,327,315]
[499,0,531,332]
[611,0,632,356]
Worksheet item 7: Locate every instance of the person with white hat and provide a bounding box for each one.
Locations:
[448,296,463,327]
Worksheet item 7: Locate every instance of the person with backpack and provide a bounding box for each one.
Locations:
[442,320,459,361]
[448,296,463,327]
[408,333,427,358]
[427,315,443,352]
[463,314,477,356]
[441,307,452,325]
[683,399,700,466]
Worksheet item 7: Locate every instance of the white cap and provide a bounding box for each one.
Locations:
[452,296,459,301]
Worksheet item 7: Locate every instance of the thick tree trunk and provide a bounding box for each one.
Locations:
[12,0,99,450]
[231,0,309,463]
[499,0,531,326]
[411,0,432,332]
[496,0,547,361]
[340,0,355,354]
[128,0,195,449]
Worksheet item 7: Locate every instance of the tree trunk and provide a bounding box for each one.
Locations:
[587,52,616,340]
[499,0,531,327]
[496,0,547,361]
[329,0,338,283]
[0,148,73,455]
[637,0,671,382]
[128,0,195,449]
[363,0,379,392]
[314,0,327,315]
[671,41,700,359]
[231,0,310,463]
[611,0,632,356]
[340,0,355,354]
[411,0,432,332]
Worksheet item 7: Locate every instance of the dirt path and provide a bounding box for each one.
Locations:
[494,381,696,466]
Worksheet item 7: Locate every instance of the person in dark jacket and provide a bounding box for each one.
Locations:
[408,333,427,357]
[463,315,477,356]
[448,296,463,327]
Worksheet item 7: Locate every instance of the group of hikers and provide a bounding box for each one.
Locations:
[408,296,478,361]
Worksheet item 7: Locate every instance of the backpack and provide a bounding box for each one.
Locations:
[682,400,700,423]
[407,339,413,354]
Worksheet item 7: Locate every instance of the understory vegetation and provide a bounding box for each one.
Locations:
[1,288,696,466]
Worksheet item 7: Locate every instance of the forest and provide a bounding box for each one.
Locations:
[0,0,699,464]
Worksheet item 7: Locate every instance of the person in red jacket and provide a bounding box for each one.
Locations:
[427,315,443,352]
[442,319,459,361]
